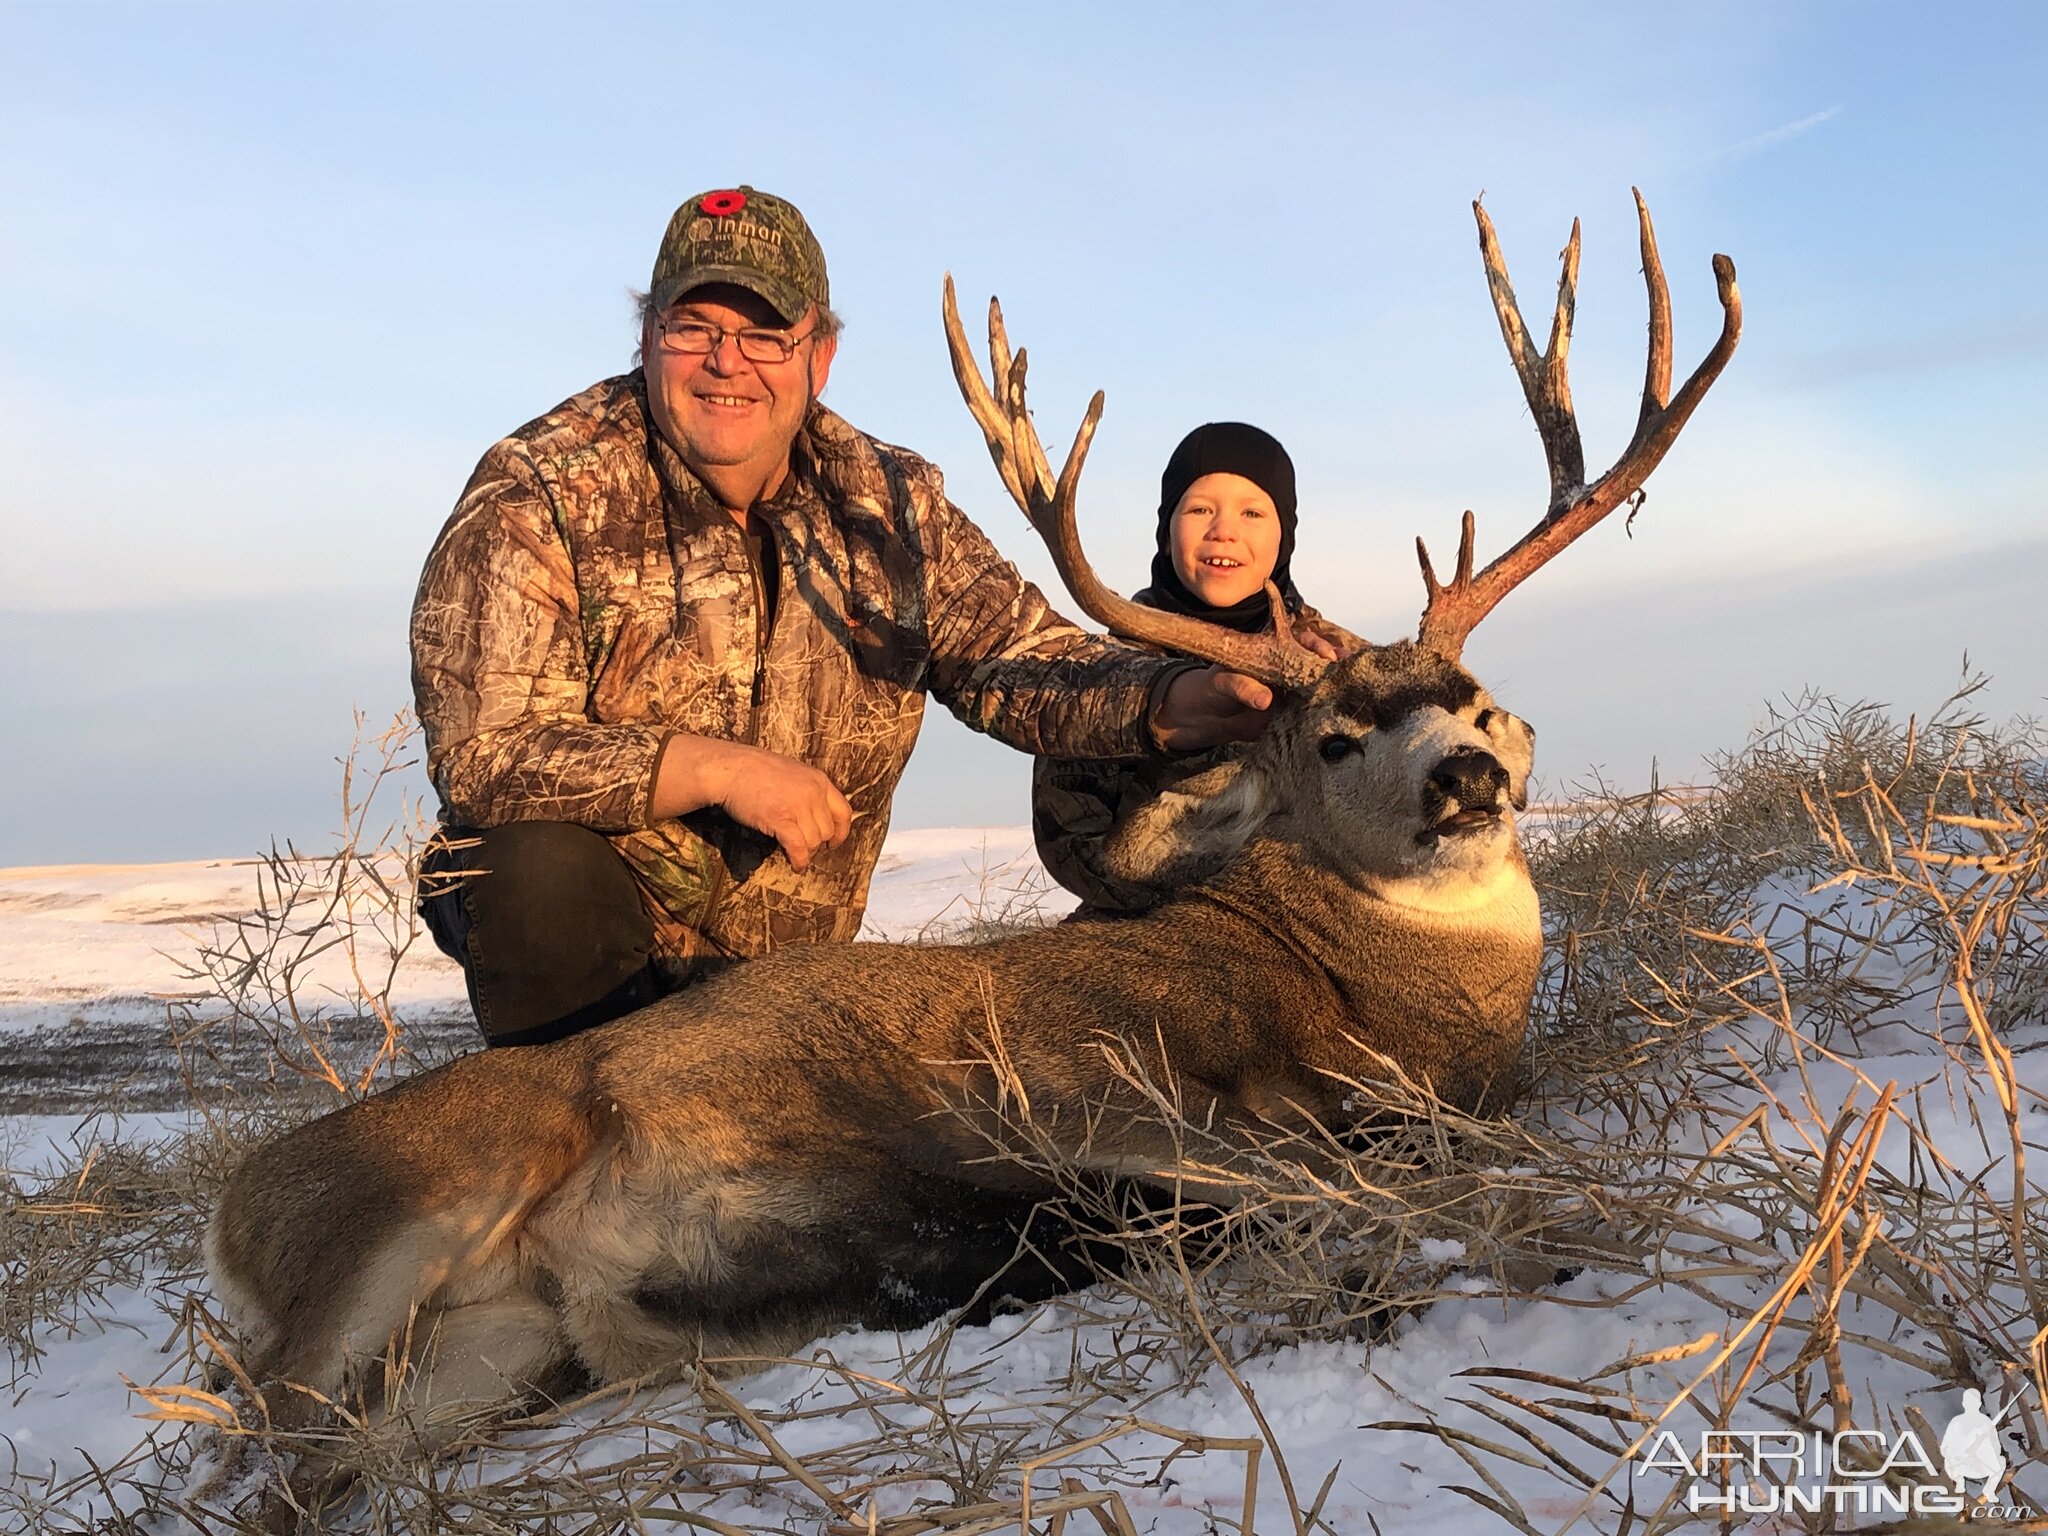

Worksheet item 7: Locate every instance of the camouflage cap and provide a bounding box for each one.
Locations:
[649,186,829,325]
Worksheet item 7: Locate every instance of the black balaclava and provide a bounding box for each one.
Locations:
[1142,421,1302,634]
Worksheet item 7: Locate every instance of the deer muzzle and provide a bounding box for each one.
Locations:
[1422,747,1511,838]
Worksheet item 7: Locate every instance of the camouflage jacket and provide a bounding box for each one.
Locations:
[412,372,1172,962]
[1032,599,1350,915]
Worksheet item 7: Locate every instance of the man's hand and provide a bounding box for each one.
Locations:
[653,736,853,872]
[719,753,854,871]
[1147,632,1343,753]
[1149,665,1277,751]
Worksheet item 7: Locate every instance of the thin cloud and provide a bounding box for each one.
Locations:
[1779,311,2048,386]
[1712,103,1846,160]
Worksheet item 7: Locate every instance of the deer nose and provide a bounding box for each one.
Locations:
[1430,748,1508,807]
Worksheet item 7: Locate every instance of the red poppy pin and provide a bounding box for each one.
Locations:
[700,190,747,218]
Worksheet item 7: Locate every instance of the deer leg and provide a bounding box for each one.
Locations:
[386,1291,580,1429]
[201,1283,575,1532]
[531,1151,829,1380]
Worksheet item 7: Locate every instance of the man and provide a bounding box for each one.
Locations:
[412,186,1280,1046]
[1940,1388,2008,1503]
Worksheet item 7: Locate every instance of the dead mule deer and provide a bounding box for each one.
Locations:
[204,192,1739,1464]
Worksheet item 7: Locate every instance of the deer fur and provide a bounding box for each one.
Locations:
[205,643,1541,1443]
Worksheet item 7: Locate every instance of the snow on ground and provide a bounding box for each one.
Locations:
[0,857,471,1036]
[860,825,1078,939]
[0,831,1059,1039]
[1,830,2043,1532]
[0,1110,195,1179]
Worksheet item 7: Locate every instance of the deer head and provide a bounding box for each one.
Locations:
[1093,642,1536,898]
[945,190,1739,890]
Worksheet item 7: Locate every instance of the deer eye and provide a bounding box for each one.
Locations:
[1319,734,1359,764]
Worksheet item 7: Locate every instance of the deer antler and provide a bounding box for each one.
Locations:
[1415,188,1742,659]
[942,275,1331,692]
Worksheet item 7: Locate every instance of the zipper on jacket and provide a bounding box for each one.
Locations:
[699,524,768,945]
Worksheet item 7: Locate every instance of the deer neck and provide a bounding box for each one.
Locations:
[1186,837,1541,1112]
[1217,828,1531,929]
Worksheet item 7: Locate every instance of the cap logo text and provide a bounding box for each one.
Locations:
[685,218,788,251]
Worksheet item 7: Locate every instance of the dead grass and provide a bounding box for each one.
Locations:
[902,846,1072,946]
[5,684,2047,1533]
[167,709,457,1103]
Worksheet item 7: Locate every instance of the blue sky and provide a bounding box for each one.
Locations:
[3,1,2044,864]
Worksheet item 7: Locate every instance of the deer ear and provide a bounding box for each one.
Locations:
[1481,709,1536,810]
[1101,759,1277,896]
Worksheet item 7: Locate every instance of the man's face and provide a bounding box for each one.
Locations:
[643,283,838,493]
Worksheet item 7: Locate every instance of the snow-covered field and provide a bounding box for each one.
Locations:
[2,819,2043,1533]
[0,831,1072,1119]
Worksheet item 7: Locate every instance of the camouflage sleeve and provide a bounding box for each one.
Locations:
[916,477,1174,758]
[410,443,674,831]
[1030,755,1178,914]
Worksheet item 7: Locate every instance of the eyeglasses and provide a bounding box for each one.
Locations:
[655,316,814,365]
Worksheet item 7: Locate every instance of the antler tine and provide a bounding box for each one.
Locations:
[1415,510,1477,603]
[1002,352,1059,511]
[1049,387,1104,523]
[1416,193,1741,661]
[1637,252,1741,462]
[940,276,1332,692]
[1544,219,1584,498]
[988,298,1061,509]
[1475,199,1587,512]
[984,293,1016,401]
[942,274,1030,512]
[1635,187,1673,423]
